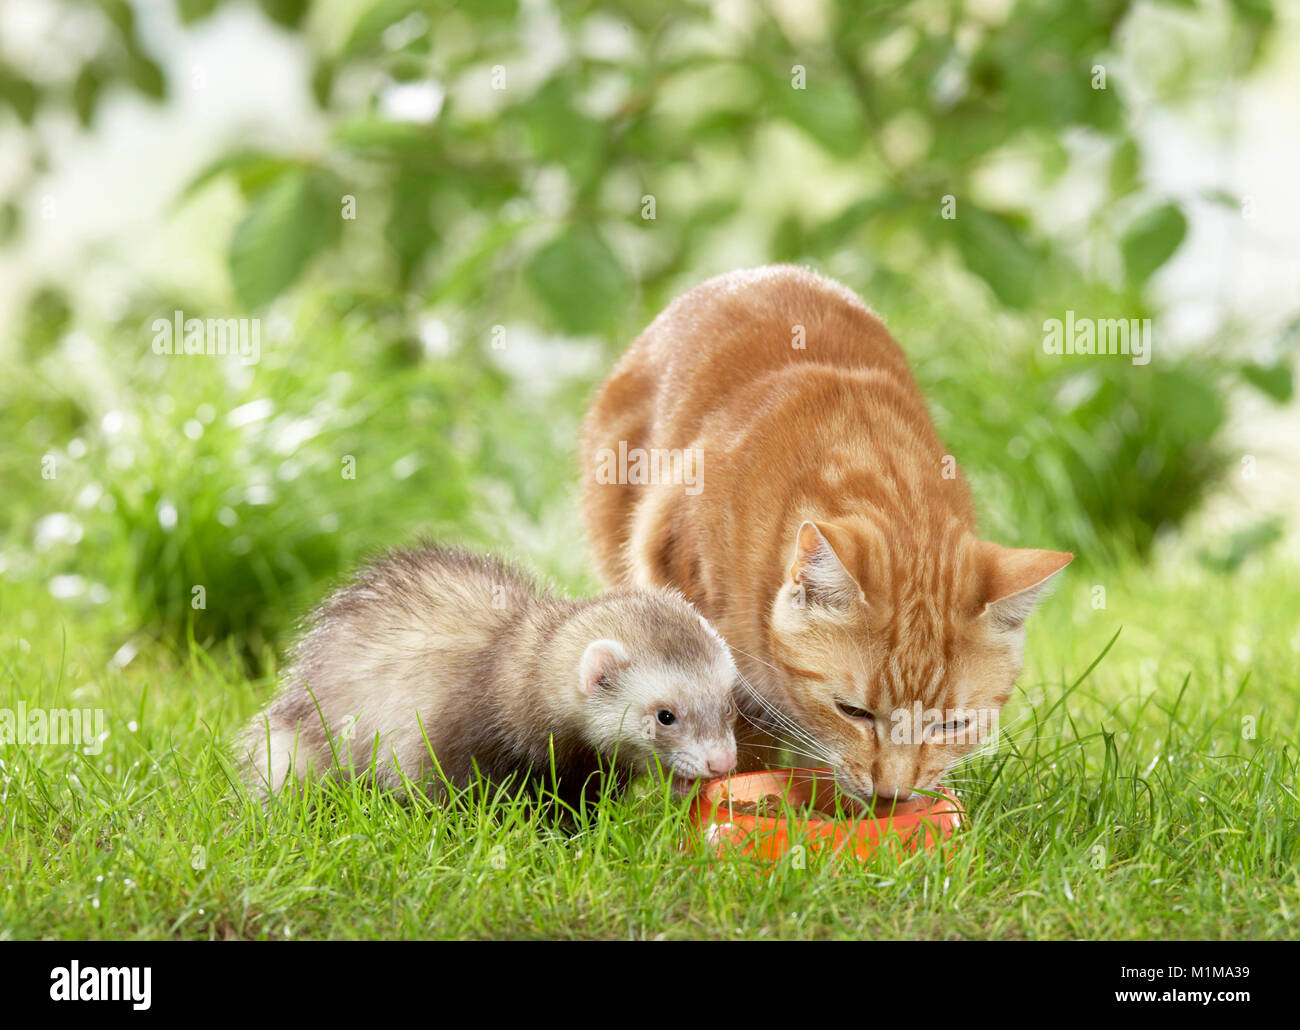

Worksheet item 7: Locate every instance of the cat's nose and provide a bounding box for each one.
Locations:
[875,787,913,803]
[706,748,736,777]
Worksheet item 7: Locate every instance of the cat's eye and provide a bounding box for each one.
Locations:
[835,700,875,722]
[928,716,971,740]
[656,709,677,727]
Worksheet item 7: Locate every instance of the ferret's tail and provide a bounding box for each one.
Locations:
[237,702,330,800]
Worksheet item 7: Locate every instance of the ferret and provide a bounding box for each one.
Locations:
[238,545,740,801]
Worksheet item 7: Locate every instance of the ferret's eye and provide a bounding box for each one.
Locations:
[836,700,875,722]
[656,709,676,727]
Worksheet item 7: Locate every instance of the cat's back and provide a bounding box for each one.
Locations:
[579,266,934,587]
[615,266,920,434]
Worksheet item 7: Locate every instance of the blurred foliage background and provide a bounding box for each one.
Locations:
[1,0,1297,664]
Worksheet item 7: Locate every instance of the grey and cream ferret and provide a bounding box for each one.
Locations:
[239,545,740,800]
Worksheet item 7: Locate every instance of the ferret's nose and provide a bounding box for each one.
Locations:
[706,748,736,777]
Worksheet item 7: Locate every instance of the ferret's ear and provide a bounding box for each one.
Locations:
[788,520,862,611]
[579,639,631,697]
[978,544,1073,630]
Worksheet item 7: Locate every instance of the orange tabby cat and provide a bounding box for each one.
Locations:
[580,265,1072,800]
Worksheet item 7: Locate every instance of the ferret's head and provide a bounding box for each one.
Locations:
[576,594,739,786]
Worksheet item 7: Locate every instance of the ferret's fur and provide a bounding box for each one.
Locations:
[239,545,739,800]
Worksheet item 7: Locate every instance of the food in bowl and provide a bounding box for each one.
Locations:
[689,767,964,864]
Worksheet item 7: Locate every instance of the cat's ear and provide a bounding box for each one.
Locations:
[578,639,631,697]
[979,544,1073,629]
[789,521,862,610]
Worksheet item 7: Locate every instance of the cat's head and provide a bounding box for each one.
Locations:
[765,518,1071,801]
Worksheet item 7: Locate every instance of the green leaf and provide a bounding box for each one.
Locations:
[1151,367,1225,441]
[342,0,428,58]
[1202,187,1241,210]
[180,149,302,202]
[1196,517,1283,574]
[311,59,335,107]
[385,174,438,285]
[766,75,863,158]
[334,117,436,156]
[1121,203,1187,286]
[0,199,19,244]
[511,77,605,190]
[94,0,135,36]
[803,191,900,254]
[228,168,342,308]
[126,51,166,99]
[1229,0,1273,26]
[524,225,629,335]
[1109,137,1140,196]
[257,0,309,28]
[952,207,1038,309]
[175,0,220,24]
[73,64,103,127]
[0,64,38,123]
[1238,361,1293,403]
[1040,136,1069,181]
[427,218,529,308]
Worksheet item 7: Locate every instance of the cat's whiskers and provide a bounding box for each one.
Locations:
[932,780,990,799]
[727,647,838,757]
[736,710,821,756]
[946,715,1068,767]
[733,670,803,735]
[727,644,783,676]
[734,673,835,764]
[946,732,1028,769]
[941,708,1041,766]
[734,706,818,756]
[739,686,828,759]
[743,741,835,766]
[739,704,834,766]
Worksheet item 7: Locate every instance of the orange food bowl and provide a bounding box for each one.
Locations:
[688,767,964,865]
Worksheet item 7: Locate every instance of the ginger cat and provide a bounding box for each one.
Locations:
[580,265,1072,801]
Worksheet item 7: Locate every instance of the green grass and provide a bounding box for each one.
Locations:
[3,555,1297,940]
